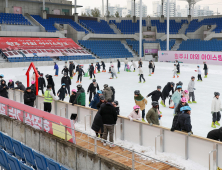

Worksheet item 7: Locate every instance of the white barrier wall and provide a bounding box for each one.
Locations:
[8,89,222,169]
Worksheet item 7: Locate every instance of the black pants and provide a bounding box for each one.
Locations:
[77,75,82,82]
[142,109,145,119]
[152,67,155,73]
[89,71,95,78]
[177,67,180,73]
[38,87,44,95]
[89,91,95,102]
[44,102,52,113]
[69,70,73,77]
[102,66,105,70]
[97,68,100,72]
[139,74,145,82]
[198,74,202,81]
[213,112,221,123]
[65,86,70,95]
[52,86,56,96]
[162,95,170,105]
[59,97,65,101]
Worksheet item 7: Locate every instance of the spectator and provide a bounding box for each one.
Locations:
[97,95,106,109]
[134,90,147,122]
[43,85,57,113]
[110,86,115,102]
[45,74,56,96]
[112,100,120,115]
[61,72,71,96]
[69,89,77,104]
[128,105,142,121]
[103,84,113,101]
[146,101,160,125]
[91,107,104,139]
[54,62,59,76]
[8,79,14,89]
[24,87,36,107]
[207,127,222,141]
[0,80,8,98]
[87,79,99,103]
[73,84,86,106]
[30,80,36,95]
[38,73,46,95]
[14,81,26,91]
[89,90,103,109]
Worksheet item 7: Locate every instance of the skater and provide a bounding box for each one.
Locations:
[203,62,208,78]
[207,127,222,141]
[196,65,202,81]
[89,63,96,79]
[171,85,182,114]
[44,85,57,113]
[124,58,128,71]
[89,90,103,109]
[113,100,120,115]
[103,84,113,101]
[91,107,104,139]
[73,84,86,106]
[61,72,71,95]
[151,60,155,74]
[176,60,180,74]
[76,64,80,73]
[30,80,36,95]
[138,59,143,68]
[138,66,145,83]
[130,60,136,72]
[69,61,75,79]
[64,61,68,68]
[54,62,59,76]
[161,82,175,107]
[87,79,100,103]
[24,87,36,107]
[38,73,46,95]
[57,83,67,101]
[96,62,101,73]
[128,105,142,121]
[211,92,222,128]
[76,66,85,83]
[176,106,192,134]
[110,65,117,79]
[62,66,69,76]
[8,80,14,89]
[148,60,153,76]
[174,97,189,115]
[117,59,121,73]
[97,95,106,109]
[188,76,196,104]
[134,90,147,122]
[182,90,189,102]
[31,72,36,81]
[110,86,115,102]
[109,61,112,73]
[173,64,179,78]
[146,101,160,125]
[175,81,183,91]
[14,81,26,91]
[146,85,162,112]
[100,98,117,147]
[69,89,77,104]
[45,74,56,96]
[36,67,40,75]
[101,61,106,72]
[0,80,8,98]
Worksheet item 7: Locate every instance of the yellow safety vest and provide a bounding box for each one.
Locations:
[44,90,53,103]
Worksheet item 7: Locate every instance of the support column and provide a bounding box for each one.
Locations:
[41,0,47,19]
[4,0,9,13]
[187,2,192,23]
[166,0,169,51]
[133,0,136,23]
[139,0,142,58]
[102,0,104,17]
[74,0,78,22]
[105,0,109,22]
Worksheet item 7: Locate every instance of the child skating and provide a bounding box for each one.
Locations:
[188,76,196,104]
[151,60,155,74]
[138,66,145,83]
[211,92,221,128]
[203,62,208,78]
[196,65,202,81]
[173,64,179,78]
[130,60,137,72]
[148,61,153,76]
[76,66,85,83]
[110,65,118,79]
[57,83,67,101]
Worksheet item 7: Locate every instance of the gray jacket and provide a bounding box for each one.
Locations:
[188,80,195,92]
[103,87,113,100]
[15,82,26,91]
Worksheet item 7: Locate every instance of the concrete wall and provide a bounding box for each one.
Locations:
[0,25,40,32]
[66,24,85,43]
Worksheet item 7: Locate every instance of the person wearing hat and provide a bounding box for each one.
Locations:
[117,59,121,74]
[130,60,136,72]
[54,62,59,76]
[161,82,175,107]
[8,80,14,89]
[146,86,162,112]
[146,101,160,125]
[87,79,100,103]
[45,74,56,96]
[173,64,179,78]
[112,100,119,115]
[103,84,113,101]
[14,81,26,91]
[207,127,222,141]
[96,62,101,73]
[89,63,96,79]
[61,72,71,96]
[176,106,192,134]
[128,105,142,121]
[30,80,36,95]
[211,92,222,128]
[69,61,75,79]
[24,87,36,107]
[57,83,67,101]
[44,85,57,112]
[62,66,69,76]
[97,95,106,109]
[0,74,4,81]
[76,65,85,83]
[134,90,147,122]
[110,86,115,102]
[138,58,143,68]
[38,73,46,95]
[110,65,117,79]
[0,80,9,98]
[203,61,208,78]
[73,84,86,106]
[148,60,153,76]
[101,61,106,72]
[196,65,202,81]
[35,67,40,75]
[171,85,182,115]
[176,60,180,74]
[188,76,196,104]
[89,90,103,109]
[69,89,77,104]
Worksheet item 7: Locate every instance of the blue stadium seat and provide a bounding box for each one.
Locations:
[0,132,5,149]
[22,145,36,168]
[33,151,48,170]
[2,133,15,154]
[0,149,10,169]
[11,138,26,162]
[0,13,32,26]
[46,158,61,170]
[7,153,21,170]
[20,162,33,170]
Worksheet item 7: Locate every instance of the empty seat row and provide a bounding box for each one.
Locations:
[8,57,53,62]
[0,13,31,26]
[59,55,95,61]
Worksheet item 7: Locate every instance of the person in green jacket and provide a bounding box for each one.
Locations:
[73,84,86,106]
[146,101,160,125]
[171,85,182,115]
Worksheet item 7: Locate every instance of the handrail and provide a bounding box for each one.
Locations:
[209,149,217,170]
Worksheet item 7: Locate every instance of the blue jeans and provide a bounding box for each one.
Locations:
[174,103,178,114]
[55,69,58,76]
[124,64,127,71]
[118,67,120,72]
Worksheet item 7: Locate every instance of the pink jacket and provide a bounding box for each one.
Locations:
[128,110,142,121]
[182,91,189,102]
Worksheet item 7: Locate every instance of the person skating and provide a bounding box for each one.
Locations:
[24,87,36,107]
[138,66,145,83]
[117,59,121,74]
[110,86,115,102]
[45,74,56,96]
[182,90,189,102]
[89,63,96,79]
[173,64,179,78]
[61,72,71,95]
[101,61,106,72]
[14,81,26,91]
[36,67,40,75]
[69,61,75,79]
[124,58,128,71]
[161,82,175,107]
[203,62,208,78]
[146,85,162,112]
[30,80,36,95]
[103,84,113,101]
[96,62,101,73]
[69,89,77,104]
[207,127,222,141]
[64,61,68,68]
[54,62,59,76]
[171,85,182,115]
[8,80,14,89]
[175,81,183,91]
[62,66,69,76]
[76,66,85,83]
[130,60,137,72]
[73,84,86,106]
[75,64,80,74]
[44,85,57,113]
[87,79,100,103]
[0,80,8,98]
[38,73,46,95]
[110,65,117,79]
[151,61,155,74]
[196,65,202,81]
[89,90,103,109]
[113,100,120,115]
[97,95,106,109]
[176,60,180,74]
[188,76,196,104]
[211,92,222,128]
[128,105,142,121]
[57,83,67,101]
[138,58,143,68]
[109,61,112,73]
[146,101,160,125]
[134,90,147,122]
[148,60,153,76]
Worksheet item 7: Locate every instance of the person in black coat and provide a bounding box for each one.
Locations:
[117,59,121,73]
[96,95,106,109]
[38,73,46,95]
[161,82,175,106]
[57,84,67,101]
[207,127,222,141]
[147,86,162,102]
[69,89,77,104]
[76,64,80,73]
[96,62,101,73]
[174,100,189,115]
[0,80,8,98]
[113,100,120,115]
[91,109,104,138]
[24,87,36,107]
[15,81,26,91]
[30,82,36,95]
[203,61,208,78]
[69,61,75,79]
[87,79,100,103]
[176,60,180,74]
[61,66,69,75]
[89,63,95,79]
[110,86,115,102]
[61,72,71,95]
[45,74,56,95]
[8,80,14,89]
[35,67,41,76]
[76,66,85,83]
[101,61,106,72]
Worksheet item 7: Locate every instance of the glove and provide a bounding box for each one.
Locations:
[211,111,215,114]
[129,117,133,121]
[188,132,192,136]
[193,88,196,90]
[149,123,153,126]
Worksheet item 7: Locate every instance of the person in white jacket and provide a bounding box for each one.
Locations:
[188,76,196,104]
[197,65,202,81]
[110,65,117,79]
[138,66,145,83]
[211,92,222,128]
[152,61,155,74]
[130,60,137,72]
[173,64,179,78]
[128,105,142,121]
[124,58,128,71]
[31,72,36,81]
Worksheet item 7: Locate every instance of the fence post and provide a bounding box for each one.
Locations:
[94,137,97,154]
[90,110,94,126]
[120,118,124,140]
[23,111,26,123]
[20,91,23,103]
[54,100,57,115]
[139,123,143,146]
[13,90,16,101]
[36,96,39,109]
[185,135,189,160]
[132,150,135,170]
[77,106,80,122]
[65,104,69,119]
[41,118,44,131]
[160,129,164,153]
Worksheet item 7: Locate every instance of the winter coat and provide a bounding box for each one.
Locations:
[207,127,222,141]
[152,62,155,68]
[176,62,180,69]
[96,63,100,70]
[57,86,67,99]
[188,80,195,93]
[78,68,85,76]
[128,110,142,121]
[62,68,69,75]
[111,67,117,74]
[8,82,14,89]
[131,61,136,68]
[101,62,105,68]
[177,113,192,133]
[211,97,221,112]
[103,87,113,101]
[47,75,55,87]
[162,82,174,98]
[115,106,120,115]
[139,68,143,74]
[174,101,189,115]
[54,64,59,70]
[182,91,189,102]
[117,60,121,68]
[110,86,115,102]
[99,102,117,125]
[91,111,103,132]
[147,90,162,101]
[30,84,36,95]
[69,63,74,72]
[197,68,201,74]
[89,65,94,72]
[203,64,208,70]
[171,114,180,131]
[74,88,85,106]
[38,77,46,89]
[171,90,181,104]
[148,63,153,69]
[76,65,80,72]
[146,108,160,125]
[31,73,36,81]
[14,82,26,91]
[61,76,71,86]
[69,94,76,104]
[124,60,128,65]
[134,94,147,111]
[24,91,36,107]
[0,82,8,98]
[173,66,177,72]
[138,60,143,67]
[96,101,105,109]
[87,82,99,93]
[89,94,100,109]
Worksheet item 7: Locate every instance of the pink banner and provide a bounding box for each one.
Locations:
[158,51,222,65]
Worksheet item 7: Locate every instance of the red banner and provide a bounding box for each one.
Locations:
[0,37,82,50]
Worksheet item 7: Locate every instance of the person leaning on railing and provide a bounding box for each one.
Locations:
[0,80,9,98]
[44,85,57,113]
[207,127,222,141]
[14,81,26,91]
[146,101,160,126]
[24,87,36,107]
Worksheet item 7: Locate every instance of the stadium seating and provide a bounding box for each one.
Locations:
[59,55,95,61]
[177,39,222,51]
[109,20,146,34]
[79,20,115,34]
[151,20,188,34]
[0,131,69,170]
[78,40,133,59]
[7,56,53,62]
[0,13,31,25]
